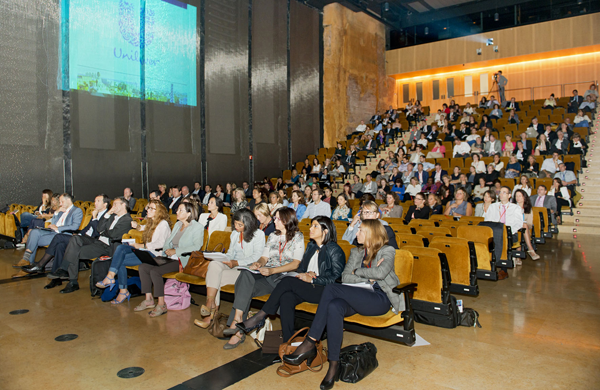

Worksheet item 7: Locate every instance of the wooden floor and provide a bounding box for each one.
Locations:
[1,234,599,390]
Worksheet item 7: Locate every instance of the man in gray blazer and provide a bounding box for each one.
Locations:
[530,185,558,225]
[483,135,502,156]
[13,193,83,269]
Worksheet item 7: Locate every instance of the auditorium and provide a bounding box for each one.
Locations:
[1,0,599,389]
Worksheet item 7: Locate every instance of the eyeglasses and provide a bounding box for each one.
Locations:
[362,210,377,215]
[148,207,157,211]
[274,216,281,221]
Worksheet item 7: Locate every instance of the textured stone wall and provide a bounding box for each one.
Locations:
[323,3,395,147]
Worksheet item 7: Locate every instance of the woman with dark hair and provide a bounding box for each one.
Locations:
[427,193,443,215]
[380,192,403,218]
[404,192,431,223]
[268,191,284,216]
[342,183,355,200]
[289,190,307,220]
[247,188,267,210]
[223,208,304,349]
[485,164,500,186]
[235,216,345,344]
[444,187,473,217]
[548,178,570,224]
[135,202,203,317]
[480,114,493,130]
[224,183,234,206]
[95,200,172,304]
[282,219,402,389]
[331,194,352,221]
[512,189,540,262]
[275,177,285,191]
[438,185,452,206]
[199,197,227,240]
[195,209,266,328]
[474,190,497,217]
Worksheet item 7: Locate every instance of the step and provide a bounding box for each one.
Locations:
[562,216,600,226]
[558,225,597,235]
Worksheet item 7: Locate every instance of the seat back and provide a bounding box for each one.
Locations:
[395,234,425,249]
[415,226,452,239]
[206,230,231,252]
[0,213,5,236]
[395,249,414,285]
[459,216,484,225]
[532,206,546,239]
[388,224,412,235]
[408,219,435,229]
[404,249,444,304]
[429,214,451,224]
[338,243,353,261]
[457,225,495,271]
[429,237,473,287]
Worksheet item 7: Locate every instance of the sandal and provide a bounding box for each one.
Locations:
[514,258,522,266]
[134,300,156,312]
[96,276,116,291]
[194,308,217,329]
[149,304,168,318]
[111,291,131,305]
[528,251,540,261]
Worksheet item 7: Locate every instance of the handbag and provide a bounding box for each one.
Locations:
[276,327,327,378]
[338,342,379,383]
[182,243,225,278]
[459,308,482,328]
[258,330,283,354]
[207,312,229,339]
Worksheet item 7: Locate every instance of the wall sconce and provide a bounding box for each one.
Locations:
[476,48,482,55]
[493,45,499,52]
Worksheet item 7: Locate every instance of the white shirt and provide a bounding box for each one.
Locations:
[541,158,562,174]
[108,213,125,230]
[202,193,211,205]
[472,161,486,173]
[169,196,181,209]
[453,142,471,157]
[487,142,496,155]
[56,205,74,227]
[307,248,320,276]
[300,201,331,221]
[356,124,367,133]
[512,185,531,196]
[422,161,435,171]
[464,107,474,114]
[484,201,524,235]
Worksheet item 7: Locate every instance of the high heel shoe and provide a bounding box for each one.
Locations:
[194,308,216,329]
[96,276,116,291]
[528,251,540,261]
[320,365,340,390]
[282,345,317,366]
[200,305,212,317]
[235,317,265,334]
[111,291,131,305]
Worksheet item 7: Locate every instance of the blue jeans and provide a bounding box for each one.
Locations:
[574,121,589,128]
[108,245,149,289]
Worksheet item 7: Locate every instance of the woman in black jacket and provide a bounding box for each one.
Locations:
[403,192,431,224]
[235,216,345,343]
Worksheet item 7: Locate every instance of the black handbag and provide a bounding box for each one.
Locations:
[338,342,378,383]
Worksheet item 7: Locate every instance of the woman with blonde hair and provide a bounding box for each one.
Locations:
[230,188,248,214]
[254,202,275,236]
[282,219,401,389]
[96,200,172,304]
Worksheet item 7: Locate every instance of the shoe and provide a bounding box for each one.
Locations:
[272,356,282,364]
[149,304,167,318]
[44,279,63,289]
[111,291,131,304]
[497,270,509,280]
[11,270,29,278]
[223,327,240,337]
[12,259,30,268]
[236,318,265,334]
[283,345,317,366]
[48,269,70,280]
[60,282,80,294]
[96,276,116,291]
[320,367,340,390]
[134,300,156,312]
[514,258,522,266]
[200,304,211,317]
[528,251,540,261]
[16,243,25,249]
[22,263,45,274]
[194,317,213,329]
[223,333,246,350]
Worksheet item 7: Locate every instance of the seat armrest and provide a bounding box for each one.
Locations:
[181,252,192,257]
[392,282,418,294]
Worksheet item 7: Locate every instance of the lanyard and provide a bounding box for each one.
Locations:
[499,204,507,220]
[278,239,288,263]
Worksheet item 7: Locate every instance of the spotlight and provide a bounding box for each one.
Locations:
[424,27,429,35]
[383,2,389,12]
[486,38,494,46]
[493,45,499,52]
[494,12,499,21]
[476,48,482,55]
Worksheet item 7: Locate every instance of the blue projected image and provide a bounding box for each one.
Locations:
[63,0,197,106]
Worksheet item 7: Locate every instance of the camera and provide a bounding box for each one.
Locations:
[493,73,498,80]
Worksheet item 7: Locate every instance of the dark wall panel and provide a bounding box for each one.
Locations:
[290,0,320,165]
[204,0,250,185]
[0,0,65,205]
[252,0,289,181]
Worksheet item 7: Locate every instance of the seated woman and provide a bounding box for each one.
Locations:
[195,209,265,328]
[289,190,307,220]
[512,189,540,262]
[331,194,352,221]
[474,190,496,217]
[403,177,422,202]
[223,208,304,349]
[135,203,203,317]
[574,110,592,128]
[502,135,516,157]
[523,155,539,178]
[542,93,557,109]
[490,104,503,120]
[247,188,267,210]
[214,185,225,201]
[443,187,473,218]
[282,220,403,389]
[310,158,322,178]
[426,139,446,159]
[404,192,431,224]
[514,141,528,162]
[267,192,284,216]
[441,175,454,200]
[472,177,489,202]
[235,216,345,345]
[471,153,486,183]
[505,156,521,179]
[512,175,532,196]
[569,133,587,156]
[379,192,403,219]
[341,200,398,248]
[535,134,550,156]
[449,166,461,187]
[480,114,493,130]
[548,178,570,224]
[96,200,172,304]
[479,96,488,108]
[254,203,276,236]
[376,178,390,200]
[199,197,227,240]
[417,133,428,149]
[342,183,356,200]
[427,193,443,215]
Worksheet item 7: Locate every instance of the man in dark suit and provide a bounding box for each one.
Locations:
[426,125,439,142]
[167,186,183,213]
[568,90,584,113]
[529,117,545,135]
[539,124,558,143]
[181,186,191,200]
[242,182,252,198]
[383,124,396,146]
[414,164,429,185]
[369,112,381,124]
[418,119,431,136]
[48,197,134,293]
[503,97,520,112]
[21,194,111,289]
[431,164,448,183]
[530,185,558,225]
[343,149,356,171]
[123,188,136,212]
[518,133,533,154]
[550,131,569,155]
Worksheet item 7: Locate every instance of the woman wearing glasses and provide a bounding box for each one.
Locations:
[403,192,431,224]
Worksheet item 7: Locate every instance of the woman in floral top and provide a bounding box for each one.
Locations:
[331,194,352,221]
[230,188,248,214]
[223,207,304,349]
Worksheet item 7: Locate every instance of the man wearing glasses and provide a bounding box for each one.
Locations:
[341,201,398,249]
[48,197,134,293]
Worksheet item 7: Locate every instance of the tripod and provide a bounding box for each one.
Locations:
[487,78,499,100]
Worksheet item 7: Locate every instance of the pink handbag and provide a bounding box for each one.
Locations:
[164,279,191,310]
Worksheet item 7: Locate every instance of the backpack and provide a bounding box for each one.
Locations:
[164,279,191,310]
[459,308,482,328]
[414,295,461,329]
[90,257,112,297]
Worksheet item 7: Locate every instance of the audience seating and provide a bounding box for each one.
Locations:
[429,236,478,296]
[457,225,498,281]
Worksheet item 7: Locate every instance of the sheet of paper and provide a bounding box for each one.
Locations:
[235,266,262,274]
[342,282,374,291]
[203,252,229,262]
[283,272,300,278]
[122,239,136,245]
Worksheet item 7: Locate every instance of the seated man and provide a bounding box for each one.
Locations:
[191,181,202,195]
[568,90,584,113]
[414,163,429,185]
[383,124,396,146]
[201,185,213,205]
[530,185,558,225]
[300,189,331,220]
[554,163,577,198]
[453,139,471,158]
[579,95,596,113]
[341,200,398,249]
[539,152,562,178]
[503,97,520,112]
[402,163,415,186]
[550,131,569,155]
[431,163,448,183]
[362,134,376,152]
[21,194,110,289]
[361,174,377,196]
[181,186,190,199]
[484,186,524,280]
[47,197,133,294]
[12,193,83,270]
[167,185,182,213]
[484,135,501,157]
[419,155,435,172]
[123,187,136,211]
[354,120,367,134]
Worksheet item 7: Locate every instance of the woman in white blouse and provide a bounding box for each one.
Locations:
[471,153,486,181]
[198,197,228,240]
[268,191,284,215]
[310,158,322,178]
[574,109,591,127]
[464,102,474,114]
[474,190,496,217]
[512,175,532,196]
[491,154,504,172]
[404,177,422,201]
[195,209,266,328]
[96,200,172,304]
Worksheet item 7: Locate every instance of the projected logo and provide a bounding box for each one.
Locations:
[118,0,155,47]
